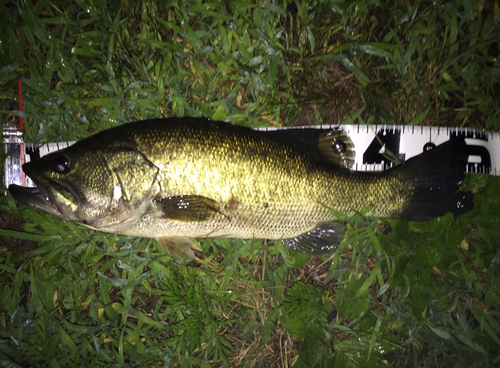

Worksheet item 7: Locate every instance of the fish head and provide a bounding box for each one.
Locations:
[9,143,159,232]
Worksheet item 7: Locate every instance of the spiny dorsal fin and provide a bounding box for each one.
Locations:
[317,128,355,169]
[265,127,355,169]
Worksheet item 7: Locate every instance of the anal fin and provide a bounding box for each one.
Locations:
[282,222,346,256]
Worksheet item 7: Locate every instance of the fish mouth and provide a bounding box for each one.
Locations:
[8,166,81,219]
[8,183,63,217]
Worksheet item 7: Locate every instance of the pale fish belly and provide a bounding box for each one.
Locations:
[120,201,337,240]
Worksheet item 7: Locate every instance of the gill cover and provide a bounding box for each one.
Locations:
[94,147,159,230]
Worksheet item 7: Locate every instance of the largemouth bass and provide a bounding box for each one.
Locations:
[9,118,473,256]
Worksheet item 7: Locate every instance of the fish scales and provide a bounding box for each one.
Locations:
[93,120,407,238]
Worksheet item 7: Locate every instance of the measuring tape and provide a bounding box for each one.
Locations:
[3,124,499,189]
[258,124,499,174]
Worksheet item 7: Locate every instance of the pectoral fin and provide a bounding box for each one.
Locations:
[282,222,347,256]
[154,195,221,222]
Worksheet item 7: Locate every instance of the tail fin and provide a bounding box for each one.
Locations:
[395,137,473,221]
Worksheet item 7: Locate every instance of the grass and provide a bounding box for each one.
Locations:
[1,0,500,367]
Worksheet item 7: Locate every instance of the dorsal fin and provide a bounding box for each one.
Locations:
[317,128,355,168]
[264,127,355,169]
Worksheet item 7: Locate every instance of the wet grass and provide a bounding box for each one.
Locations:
[1,0,500,367]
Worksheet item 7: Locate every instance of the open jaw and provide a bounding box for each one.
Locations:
[8,175,80,219]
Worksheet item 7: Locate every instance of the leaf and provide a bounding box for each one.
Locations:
[339,104,366,125]
[293,337,334,368]
[448,8,458,53]
[426,323,452,340]
[0,229,61,241]
[470,305,500,345]
[292,252,309,269]
[336,280,371,319]
[408,106,430,125]
[339,55,371,87]
[368,314,384,361]
[261,307,279,345]
[359,43,396,62]
[59,328,78,354]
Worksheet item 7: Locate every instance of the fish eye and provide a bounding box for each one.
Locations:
[52,154,71,173]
